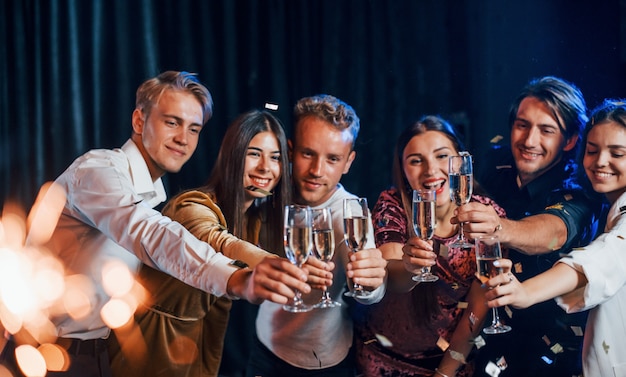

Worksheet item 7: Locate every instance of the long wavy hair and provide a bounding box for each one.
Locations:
[391,115,468,320]
[199,109,291,253]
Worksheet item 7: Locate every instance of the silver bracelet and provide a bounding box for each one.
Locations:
[435,368,451,377]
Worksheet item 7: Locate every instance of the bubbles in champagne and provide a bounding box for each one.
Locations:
[413,200,436,239]
[285,226,312,267]
[449,173,473,205]
[313,229,335,261]
[344,216,367,251]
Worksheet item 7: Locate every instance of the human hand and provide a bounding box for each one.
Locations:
[484,258,532,309]
[401,236,436,274]
[346,248,387,290]
[230,256,311,305]
[303,257,334,291]
[451,202,503,240]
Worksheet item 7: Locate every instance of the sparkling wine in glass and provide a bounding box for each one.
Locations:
[343,197,371,298]
[475,235,511,334]
[312,207,342,308]
[448,152,474,248]
[412,189,438,282]
[283,205,314,312]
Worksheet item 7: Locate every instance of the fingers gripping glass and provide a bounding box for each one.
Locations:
[475,235,512,334]
[343,197,372,298]
[448,153,474,248]
[411,189,438,282]
[283,205,314,313]
[311,207,341,308]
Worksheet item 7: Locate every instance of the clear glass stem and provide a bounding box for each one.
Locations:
[458,221,466,242]
[491,307,502,326]
[293,289,304,306]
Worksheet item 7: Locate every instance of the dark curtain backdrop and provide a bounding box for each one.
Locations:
[2,0,625,212]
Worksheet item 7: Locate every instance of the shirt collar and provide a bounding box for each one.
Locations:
[121,139,167,208]
[522,160,570,200]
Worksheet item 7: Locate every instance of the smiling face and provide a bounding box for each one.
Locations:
[402,130,457,210]
[583,121,626,204]
[132,89,204,180]
[290,116,355,207]
[243,131,282,205]
[510,96,578,186]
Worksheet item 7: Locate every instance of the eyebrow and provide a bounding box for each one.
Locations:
[162,113,203,128]
[248,146,281,154]
[515,117,559,129]
[406,146,452,158]
[587,141,626,149]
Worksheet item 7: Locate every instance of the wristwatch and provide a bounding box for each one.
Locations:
[229,259,249,269]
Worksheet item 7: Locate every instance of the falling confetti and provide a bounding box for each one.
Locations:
[550,343,564,354]
[374,333,393,348]
[436,336,450,351]
[449,349,467,364]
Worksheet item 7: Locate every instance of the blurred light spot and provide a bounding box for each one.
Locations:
[63,275,94,320]
[26,182,66,246]
[15,344,46,377]
[0,304,23,334]
[167,336,198,365]
[1,209,26,251]
[38,343,69,372]
[33,266,65,305]
[102,260,134,297]
[101,298,132,329]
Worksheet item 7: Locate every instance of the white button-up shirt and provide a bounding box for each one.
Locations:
[556,192,626,377]
[40,139,237,340]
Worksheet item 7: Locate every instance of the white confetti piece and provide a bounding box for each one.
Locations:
[490,135,503,143]
[264,103,278,110]
[449,349,466,364]
[485,361,501,377]
[496,356,508,370]
[374,333,393,348]
[439,244,449,258]
[571,326,583,336]
[550,343,564,354]
[473,335,486,349]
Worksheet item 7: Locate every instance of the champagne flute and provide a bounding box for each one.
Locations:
[311,207,342,308]
[343,197,372,298]
[448,152,474,248]
[411,189,438,282]
[283,205,314,312]
[475,235,511,334]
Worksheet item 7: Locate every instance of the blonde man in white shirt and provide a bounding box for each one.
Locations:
[0,71,311,377]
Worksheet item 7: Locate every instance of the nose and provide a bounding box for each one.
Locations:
[424,158,437,176]
[595,151,610,167]
[308,157,323,178]
[173,127,188,146]
[522,127,541,147]
[257,156,271,172]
